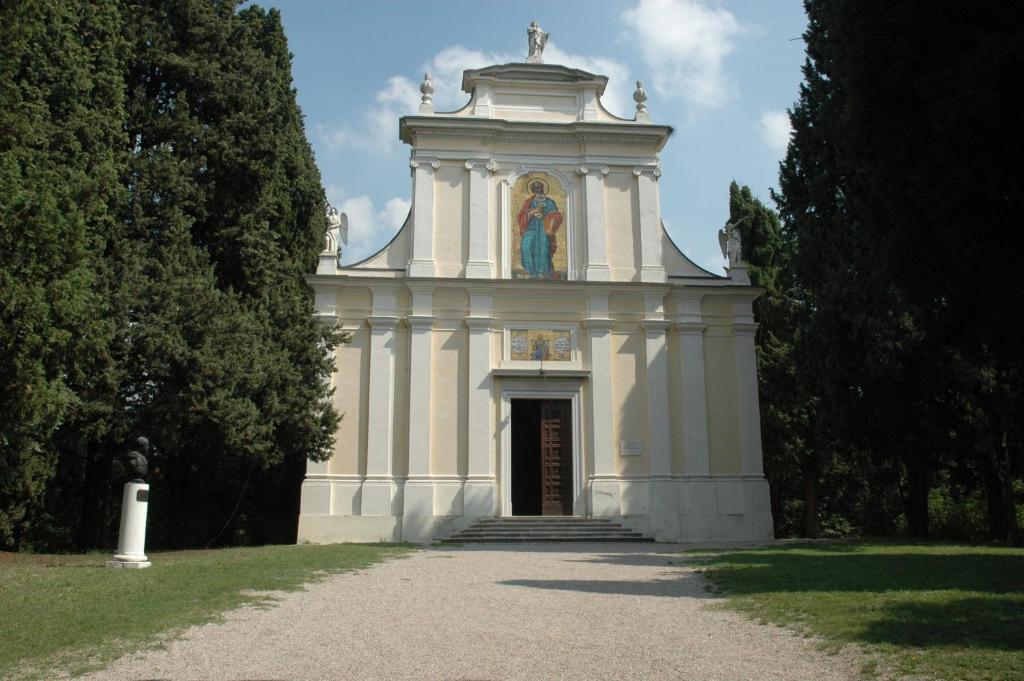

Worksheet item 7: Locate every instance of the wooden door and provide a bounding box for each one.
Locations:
[540,400,572,516]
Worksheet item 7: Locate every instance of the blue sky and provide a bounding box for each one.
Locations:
[273,0,808,270]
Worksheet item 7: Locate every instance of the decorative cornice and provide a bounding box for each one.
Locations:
[582,318,615,332]
[674,321,707,334]
[406,315,436,330]
[367,315,400,329]
[400,117,673,150]
[640,319,671,334]
[465,317,495,330]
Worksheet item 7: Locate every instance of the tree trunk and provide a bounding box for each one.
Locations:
[980,427,1018,542]
[802,462,821,538]
[904,454,930,538]
[76,441,113,551]
[768,472,785,537]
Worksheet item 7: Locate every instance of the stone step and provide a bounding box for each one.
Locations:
[452,532,643,536]
[441,516,653,544]
[473,520,619,526]
[454,526,639,534]
[446,536,647,540]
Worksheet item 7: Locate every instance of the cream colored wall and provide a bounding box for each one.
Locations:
[433,165,468,277]
[604,172,640,281]
[611,328,649,476]
[390,325,410,478]
[493,294,588,320]
[326,283,751,482]
[329,322,368,476]
[667,328,686,474]
[702,295,742,475]
[430,324,468,476]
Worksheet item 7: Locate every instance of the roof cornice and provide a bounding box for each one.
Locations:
[399,116,673,150]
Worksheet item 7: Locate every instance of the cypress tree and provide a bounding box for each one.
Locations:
[0,0,128,549]
[116,0,339,547]
[823,1,1023,541]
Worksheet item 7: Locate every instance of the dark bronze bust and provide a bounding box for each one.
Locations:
[126,436,149,482]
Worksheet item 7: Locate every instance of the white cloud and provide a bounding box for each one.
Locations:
[316,124,353,151]
[622,0,744,109]
[317,75,420,153]
[758,110,792,154]
[326,187,410,265]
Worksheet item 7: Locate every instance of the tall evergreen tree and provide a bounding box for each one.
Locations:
[0,0,128,549]
[776,0,1022,540]
[823,1,1023,541]
[112,0,340,547]
[774,3,937,537]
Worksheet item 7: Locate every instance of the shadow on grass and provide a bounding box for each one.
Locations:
[700,548,1024,594]
[858,597,1024,651]
[701,543,1024,659]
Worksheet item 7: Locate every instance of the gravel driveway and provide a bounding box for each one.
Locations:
[83,543,859,680]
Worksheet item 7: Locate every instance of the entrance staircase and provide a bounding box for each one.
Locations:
[441,516,651,544]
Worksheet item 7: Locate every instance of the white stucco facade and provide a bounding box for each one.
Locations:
[297,61,773,543]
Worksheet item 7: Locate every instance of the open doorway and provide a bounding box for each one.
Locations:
[510,398,572,516]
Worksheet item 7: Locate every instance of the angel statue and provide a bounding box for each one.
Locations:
[325,205,348,266]
[718,215,749,268]
[527,21,549,63]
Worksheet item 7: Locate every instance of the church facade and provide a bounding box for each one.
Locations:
[297,50,773,543]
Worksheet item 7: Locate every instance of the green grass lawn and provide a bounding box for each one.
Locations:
[694,542,1024,681]
[0,543,411,679]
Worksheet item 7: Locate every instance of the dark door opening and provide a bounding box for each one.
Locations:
[511,398,572,516]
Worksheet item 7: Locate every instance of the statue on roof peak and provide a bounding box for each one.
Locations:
[527,21,549,63]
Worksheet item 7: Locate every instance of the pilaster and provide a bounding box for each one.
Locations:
[408,159,437,278]
[641,315,672,476]
[581,167,610,281]
[363,311,398,515]
[465,294,496,516]
[675,292,710,476]
[734,305,764,476]
[465,160,494,278]
[634,167,665,283]
[585,290,615,515]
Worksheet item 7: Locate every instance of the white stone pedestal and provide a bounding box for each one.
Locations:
[107,481,151,569]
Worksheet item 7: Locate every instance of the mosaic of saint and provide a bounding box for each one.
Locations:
[511,173,567,280]
[510,329,572,362]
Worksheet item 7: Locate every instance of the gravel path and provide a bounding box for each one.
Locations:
[84,543,860,680]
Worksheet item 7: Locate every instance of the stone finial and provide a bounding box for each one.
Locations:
[527,21,549,63]
[419,72,434,114]
[634,80,650,121]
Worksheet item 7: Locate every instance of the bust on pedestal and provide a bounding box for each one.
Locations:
[107,437,152,569]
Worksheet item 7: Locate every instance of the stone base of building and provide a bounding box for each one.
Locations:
[296,476,773,544]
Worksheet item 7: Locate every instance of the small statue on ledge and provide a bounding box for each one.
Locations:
[527,21,549,63]
[718,215,749,268]
[325,205,348,265]
[125,436,149,483]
